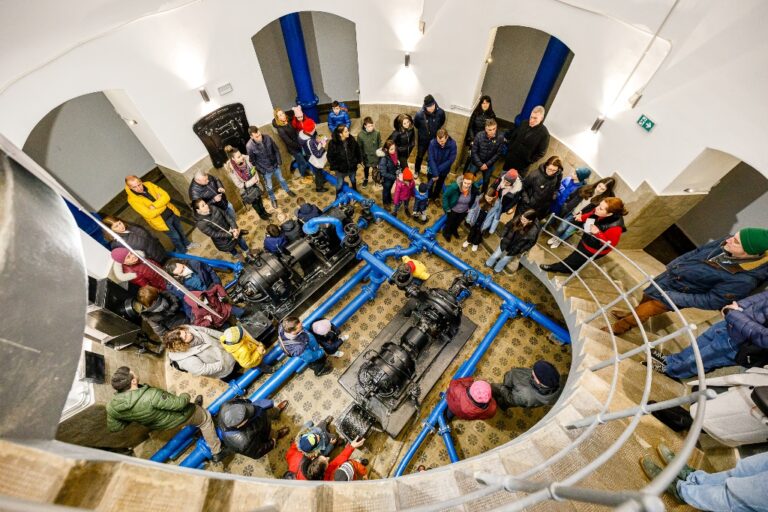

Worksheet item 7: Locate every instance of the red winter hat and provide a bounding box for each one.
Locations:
[402,168,413,181]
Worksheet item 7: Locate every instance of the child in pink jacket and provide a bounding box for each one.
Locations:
[392,167,416,217]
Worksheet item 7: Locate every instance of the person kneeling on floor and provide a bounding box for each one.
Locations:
[217,397,290,460]
[491,360,562,409]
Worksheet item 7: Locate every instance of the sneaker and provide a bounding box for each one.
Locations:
[187,242,201,250]
[339,334,350,342]
[462,241,470,248]
[472,245,478,252]
[639,456,684,503]
[287,190,297,197]
[331,351,345,358]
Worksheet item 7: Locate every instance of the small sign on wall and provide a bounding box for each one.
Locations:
[637,114,655,132]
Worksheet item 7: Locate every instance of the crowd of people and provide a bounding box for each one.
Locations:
[101,94,768,506]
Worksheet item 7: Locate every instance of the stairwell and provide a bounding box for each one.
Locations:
[0,235,738,511]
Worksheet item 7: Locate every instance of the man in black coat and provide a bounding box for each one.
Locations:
[504,105,550,176]
[189,170,236,223]
[413,94,446,174]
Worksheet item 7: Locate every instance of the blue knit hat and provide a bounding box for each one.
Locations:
[532,360,560,389]
[299,433,320,454]
[575,167,592,183]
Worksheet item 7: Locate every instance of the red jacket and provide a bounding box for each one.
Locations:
[446,377,497,420]
[125,259,166,290]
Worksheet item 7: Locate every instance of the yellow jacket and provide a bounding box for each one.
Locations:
[402,256,430,280]
[219,327,266,368]
[125,181,180,232]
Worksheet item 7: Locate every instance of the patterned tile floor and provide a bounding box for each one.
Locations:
[134,169,570,480]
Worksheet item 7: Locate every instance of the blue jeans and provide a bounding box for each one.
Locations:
[263,167,291,201]
[665,321,738,379]
[486,246,515,273]
[164,213,190,253]
[292,151,311,177]
[678,451,768,512]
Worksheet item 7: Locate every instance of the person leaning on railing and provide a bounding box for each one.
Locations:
[610,227,768,336]
[539,197,627,275]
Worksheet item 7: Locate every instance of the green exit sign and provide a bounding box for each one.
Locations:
[637,114,655,132]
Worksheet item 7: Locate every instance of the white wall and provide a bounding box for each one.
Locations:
[22,92,155,210]
[0,0,766,193]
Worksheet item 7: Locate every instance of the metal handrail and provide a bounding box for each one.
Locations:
[402,213,711,511]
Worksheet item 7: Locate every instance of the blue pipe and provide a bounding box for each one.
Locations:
[279,13,319,121]
[150,345,286,462]
[515,36,570,125]
[302,215,346,241]
[437,412,459,463]
[394,308,513,475]
[180,356,306,468]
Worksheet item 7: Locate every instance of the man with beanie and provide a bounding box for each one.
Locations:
[651,287,768,379]
[217,397,289,460]
[491,361,562,410]
[611,228,768,335]
[413,94,446,175]
[311,318,348,358]
[446,377,497,420]
[105,366,225,462]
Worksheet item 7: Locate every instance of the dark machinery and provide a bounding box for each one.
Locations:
[227,204,361,342]
[337,270,479,440]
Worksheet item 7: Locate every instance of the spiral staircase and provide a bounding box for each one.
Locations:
[0,190,732,512]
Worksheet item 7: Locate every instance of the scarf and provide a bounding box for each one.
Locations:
[230,158,253,183]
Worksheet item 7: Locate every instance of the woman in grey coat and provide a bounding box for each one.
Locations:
[163,325,237,380]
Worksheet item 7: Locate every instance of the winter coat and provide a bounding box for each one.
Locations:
[327,136,362,175]
[646,237,768,311]
[224,158,261,192]
[125,181,180,232]
[389,116,416,161]
[378,154,400,183]
[120,258,166,290]
[141,290,188,337]
[551,176,583,215]
[503,122,550,172]
[246,134,282,173]
[466,110,496,144]
[726,290,768,349]
[494,368,561,408]
[297,203,323,223]
[573,209,626,256]
[427,137,457,177]
[106,385,194,432]
[327,106,351,133]
[272,117,301,154]
[167,325,236,379]
[357,129,382,167]
[498,220,542,256]
[281,219,303,243]
[442,176,481,212]
[466,195,502,234]
[471,130,504,168]
[277,326,325,364]
[218,398,274,459]
[220,329,266,368]
[184,284,233,329]
[188,175,228,212]
[109,223,167,263]
[446,377,497,420]
[414,104,446,144]
[520,164,563,217]
[393,179,416,205]
[195,206,238,253]
[264,233,288,254]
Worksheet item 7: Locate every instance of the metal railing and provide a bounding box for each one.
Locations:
[401,213,713,511]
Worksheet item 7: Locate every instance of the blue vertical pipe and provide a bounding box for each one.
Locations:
[437,412,460,463]
[279,13,319,121]
[515,36,570,125]
[394,308,513,476]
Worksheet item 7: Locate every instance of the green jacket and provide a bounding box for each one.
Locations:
[106,385,194,432]
[357,129,382,167]
[442,177,481,212]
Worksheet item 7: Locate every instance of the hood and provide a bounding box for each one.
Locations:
[110,385,151,413]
